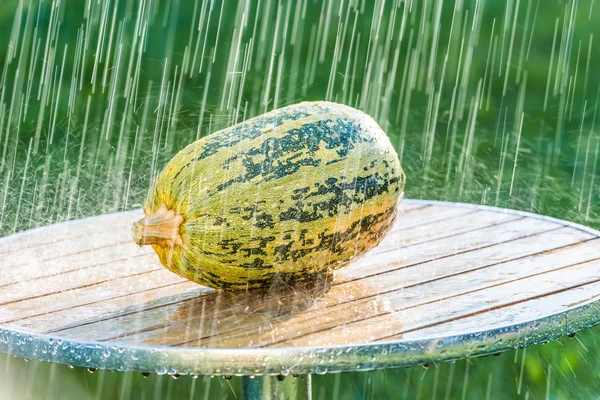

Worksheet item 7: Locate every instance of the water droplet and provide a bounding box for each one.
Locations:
[67,365,74,369]
[87,368,96,374]
[141,372,151,378]
[155,366,167,375]
[315,366,328,375]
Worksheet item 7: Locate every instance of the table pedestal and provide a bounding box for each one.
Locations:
[242,375,311,400]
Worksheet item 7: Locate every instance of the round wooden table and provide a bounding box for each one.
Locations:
[1,200,600,399]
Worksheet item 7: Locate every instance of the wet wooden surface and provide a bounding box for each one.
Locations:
[1,201,600,349]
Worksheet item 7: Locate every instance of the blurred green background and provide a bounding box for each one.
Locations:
[0,0,599,398]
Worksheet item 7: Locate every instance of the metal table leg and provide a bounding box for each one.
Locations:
[242,374,312,400]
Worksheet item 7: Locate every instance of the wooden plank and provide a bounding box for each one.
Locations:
[0,211,139,256]
[0,204,449,329]
[337,216,555,283]
[385,259,600,339]
[123,280,389,347]
[51,277,338,342]
[48,222,567,342]
[0,207,530,330]
[395,203,430,212]
[192,235,600,348]
[0,253,161,306]
[388,206,475,232]
[0,242,154,287]
[1,226,136,270]
[368,227,591,290]
[57,227,587,346]
[280,251,600,347]
[378,238,600,313]
[382,210,517,248]
[0,269,190,324]
[12,282,207,333]
[401,280,600,340]
[2,201,600,359]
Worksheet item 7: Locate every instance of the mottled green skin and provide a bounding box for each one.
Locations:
[144,101,405,289]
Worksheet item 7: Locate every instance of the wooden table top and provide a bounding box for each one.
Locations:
[1,200,600,376]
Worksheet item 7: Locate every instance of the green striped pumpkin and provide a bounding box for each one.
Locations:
[132,101,405,290]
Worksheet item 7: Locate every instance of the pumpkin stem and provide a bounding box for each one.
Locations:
[132,204,183,247]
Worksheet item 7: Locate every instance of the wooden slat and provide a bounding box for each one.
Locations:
[50,227,590,346]
[0,211,138,256]
[338,216,555,283]
[0,242,152,287]
[401,280,600,340]
[0,254,160,305]
[0,269,190,324]
[12,282,208,332]
[0,207,522,319]
[382,210,517,248]
[1,224,136,270]
[279,248,600,347]
[394,203,429,212]
[0,205,431,328]
[202,239,600,348]
[2,201,600,359]
[389,206,475,232]
[217,234,600,348]
[274,262,600,346]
